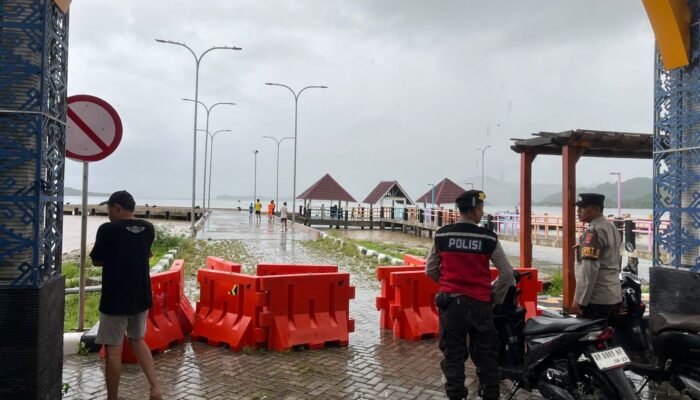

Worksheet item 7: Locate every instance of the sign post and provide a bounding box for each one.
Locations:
[66,94,122,331]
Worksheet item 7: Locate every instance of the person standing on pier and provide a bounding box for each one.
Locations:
[280,201,289,232]
[267,200,275,222]
[425,189,513,400]
[248,202,254,220]
[571,193,622,322]
[255,199,262,223]
[90,190,162,400]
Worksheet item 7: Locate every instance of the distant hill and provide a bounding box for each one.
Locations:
[534,177,652,208]
[64,187,111,196]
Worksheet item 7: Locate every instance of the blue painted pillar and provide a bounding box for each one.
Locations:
[651,0,700,316]
[0,1,69,398]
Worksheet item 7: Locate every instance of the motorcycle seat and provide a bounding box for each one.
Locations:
[523,316,605,336]
[651,313,700,336]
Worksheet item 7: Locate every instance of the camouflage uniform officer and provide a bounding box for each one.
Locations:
[572,193,622,321]
[426,190,514,400]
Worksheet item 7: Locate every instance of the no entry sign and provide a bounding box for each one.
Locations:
[66,95,123,162]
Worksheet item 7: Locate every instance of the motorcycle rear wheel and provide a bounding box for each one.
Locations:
[572,362,619,400]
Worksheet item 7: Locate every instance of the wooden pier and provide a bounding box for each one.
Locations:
[63,204,205,222]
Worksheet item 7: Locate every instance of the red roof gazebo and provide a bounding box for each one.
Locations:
[363,181,414,206]
[415,178,465,207]
[297,173,357,205]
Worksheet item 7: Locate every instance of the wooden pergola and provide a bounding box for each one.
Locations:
[511,129,652,311]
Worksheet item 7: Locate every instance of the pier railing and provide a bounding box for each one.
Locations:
[299,206,665,251]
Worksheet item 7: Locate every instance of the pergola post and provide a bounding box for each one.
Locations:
[562,145,582,311]
[519,152,536,268]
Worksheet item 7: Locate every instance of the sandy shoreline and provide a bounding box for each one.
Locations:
[61,215,190,255]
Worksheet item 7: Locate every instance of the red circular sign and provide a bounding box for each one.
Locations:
[66,95,123,162]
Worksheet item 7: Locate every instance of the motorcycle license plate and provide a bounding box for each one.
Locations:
[591,347,630,370]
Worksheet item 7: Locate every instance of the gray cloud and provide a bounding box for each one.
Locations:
[64,0,655,205]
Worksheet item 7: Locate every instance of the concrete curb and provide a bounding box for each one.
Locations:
[150,247,179,273]
[321,235,404,265]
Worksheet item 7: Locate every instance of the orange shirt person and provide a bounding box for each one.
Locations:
[267,200,275,221]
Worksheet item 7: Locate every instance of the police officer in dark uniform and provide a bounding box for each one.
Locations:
[426,190,514,400]
[572,193,622,321]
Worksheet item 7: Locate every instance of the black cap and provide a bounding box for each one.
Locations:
[100,190,136,211]
[456,190,486,208]
[575,193,605,208]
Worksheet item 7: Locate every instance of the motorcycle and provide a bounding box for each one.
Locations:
[494,271,637,400]
[614,256,700,399]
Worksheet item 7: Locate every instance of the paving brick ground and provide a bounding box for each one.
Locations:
[62,211,686,399]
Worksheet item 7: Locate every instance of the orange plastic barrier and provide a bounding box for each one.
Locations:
[206,256,241,272]
[191,269,267,351]
[101,259,195,363]
[99,337,138,364]
[375,265,424,330]
[403,254,426,267]
[170,260,195,333]
[256,264,337,276]
[389,271,440,340]
[259,272,355,351]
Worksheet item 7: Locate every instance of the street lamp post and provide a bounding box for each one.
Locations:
[610,172,622,217]
[265,82,327,227]
[253,150,259,204]
[262,135,294,207]
[205,129,232,209]
[155,38,241,235]
[476,146,492,191]
[182,99,235,211]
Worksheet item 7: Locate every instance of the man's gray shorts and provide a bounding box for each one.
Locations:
[96,310,149,346]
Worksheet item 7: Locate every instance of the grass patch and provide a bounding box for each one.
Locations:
[64,292,101,332]
[63,261,102,288]
[178,239,255,276]
[150,226,188,267]
[544,269,563,296]
[300,238,382,288]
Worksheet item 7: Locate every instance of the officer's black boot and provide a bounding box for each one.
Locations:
[478,384,500,400]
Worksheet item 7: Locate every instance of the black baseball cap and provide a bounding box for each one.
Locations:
[100,190,136,211]
[575,193,605,208]
[456,190,486,208]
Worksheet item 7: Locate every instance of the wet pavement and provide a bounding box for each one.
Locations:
[62,211,685,399]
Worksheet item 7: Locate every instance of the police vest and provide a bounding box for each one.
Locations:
[435,223,498,302]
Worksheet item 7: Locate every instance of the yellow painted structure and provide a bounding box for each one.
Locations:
[642,0,691,70]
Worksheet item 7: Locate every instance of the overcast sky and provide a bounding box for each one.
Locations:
[65,1,655,203]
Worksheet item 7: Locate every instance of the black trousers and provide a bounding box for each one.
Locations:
[438,294,500,400]
[581,302,621,323]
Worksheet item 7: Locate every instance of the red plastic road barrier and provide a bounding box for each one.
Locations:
[206,256,241,272]
[101,259,195,363]
[98,337,138,363]
[259,272,355,351]
[389,271,440,340]
[191,269,267,351]
[489,267,543,319]
[403,254,426,267]
[256,264,337,276]
[376,265,424,330]
[170,260,195,333]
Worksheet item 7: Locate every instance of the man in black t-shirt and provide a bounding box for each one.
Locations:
[90,190,162,400]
